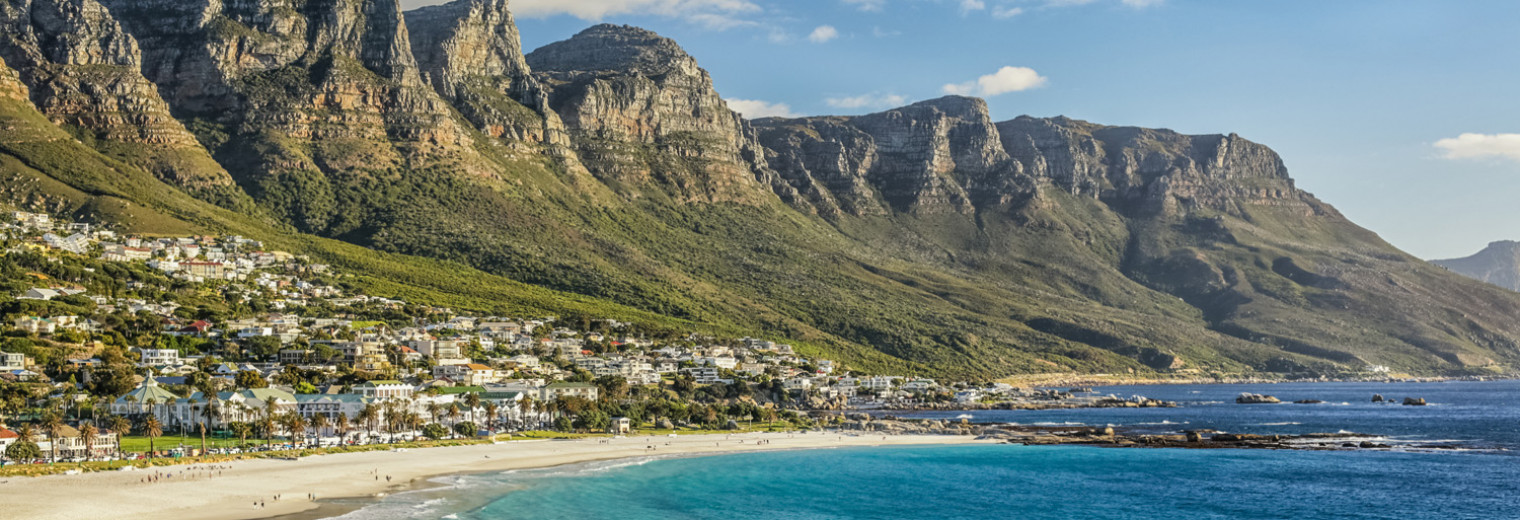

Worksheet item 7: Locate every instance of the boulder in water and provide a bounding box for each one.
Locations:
[1372,394,1384,403]
[1402,397,1427,406]
[1236,393,1282,404]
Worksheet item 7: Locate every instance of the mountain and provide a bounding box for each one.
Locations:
[1,0,1518,378]
[1434,241,1520,292]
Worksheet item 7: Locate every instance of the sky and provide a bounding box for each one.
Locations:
[401,0,1520,260]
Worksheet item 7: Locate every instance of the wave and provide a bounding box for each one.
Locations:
[1256,422,1302,426]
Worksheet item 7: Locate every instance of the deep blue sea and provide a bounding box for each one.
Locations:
[328,381,1520,520]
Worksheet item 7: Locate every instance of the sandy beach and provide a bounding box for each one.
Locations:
[0,432,992,520]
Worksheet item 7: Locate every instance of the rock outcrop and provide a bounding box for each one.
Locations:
[526,24,774,204]
[757,97,1031,216]
[0,0,233,190]
[100,0,489,233]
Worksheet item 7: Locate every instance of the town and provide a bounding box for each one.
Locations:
[0,211,1084,466]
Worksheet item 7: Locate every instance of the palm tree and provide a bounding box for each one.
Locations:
[142,415,163,459]
[184,398,199,437]
[283,413,308,448]
[464,393,482,423]
[357,404,377,443]
[107,415,131,457]
[259,408,276,450]
[16,423,38,460]
[41,411,65,463]
[334,412,351,445]
[426,402,441,425]
[311,413,330,445]
[230,422,253,447]
[484,402,499,432]
[520,396,536,429]
[446,404,461,429]
[198,400,219,456]
[78,421,99,461]
[262,400,278,449]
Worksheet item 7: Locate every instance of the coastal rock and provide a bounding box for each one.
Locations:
[1402,397,1427,406]
[1372,394,1384,403]
[1236,393,1281,404]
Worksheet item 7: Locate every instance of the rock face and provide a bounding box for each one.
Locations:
[757,97,1029,216]
[1433,241,1520,292]
[99,0,487,233]
[526,24,773,204]
[0,0,233,190]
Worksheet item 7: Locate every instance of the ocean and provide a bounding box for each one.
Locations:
[325,381,1520,520]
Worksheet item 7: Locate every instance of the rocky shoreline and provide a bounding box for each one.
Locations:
[823,415,1477,452]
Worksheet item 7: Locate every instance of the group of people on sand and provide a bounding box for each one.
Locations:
[139,464,230,484]
[255,492,317,507]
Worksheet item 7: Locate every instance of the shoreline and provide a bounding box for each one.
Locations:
[0,432,996,520]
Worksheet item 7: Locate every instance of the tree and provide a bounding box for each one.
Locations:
[311,413,330,444]
[357,404,378,442]
[452,422,478,438]
[260,401,278,450]
[552,416,573,432]
[282,413,308,447]
[106,415,131,456]
[244,336,282,359]
[230,422,253,447]
[5,439,41,461]
[142,415,163,459]
[334,412,351,445]
[483,402,499,432]
[576,410,610,433]
[235,371,268,389]
[422,423,449,440]
[78,421,99,460]
[41,411,64,462]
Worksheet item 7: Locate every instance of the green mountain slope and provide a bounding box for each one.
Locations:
[0,0,1515,379]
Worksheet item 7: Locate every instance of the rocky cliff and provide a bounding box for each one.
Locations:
[0,0,234,191]
[98,0,492,233]
[526,24,776,204]
[1434,241,1520,292]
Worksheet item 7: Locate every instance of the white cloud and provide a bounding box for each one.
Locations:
[871,26,902,38]
[808,25,840,43]
[1434,133,1520,162]
[960,0,986,13]
[941,66,1047,97]
[404,0,762,27]
[825,93,908,110]
[842,0,886,11]
[1120,0,1164,7]
[992,5,1024,18]
[727,99,799,119]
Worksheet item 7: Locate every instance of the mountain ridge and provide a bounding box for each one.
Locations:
[1434,241,1520,292]
[0,0,1516,378]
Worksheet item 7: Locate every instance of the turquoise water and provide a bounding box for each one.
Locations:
[342,445,1519,520]
[329,381,1520,519]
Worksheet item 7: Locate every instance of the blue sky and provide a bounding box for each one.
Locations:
[406,0,1520,259]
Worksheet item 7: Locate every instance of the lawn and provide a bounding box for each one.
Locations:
[116,434,277,453]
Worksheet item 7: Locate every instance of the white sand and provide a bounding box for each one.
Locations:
[0,432,993,520]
